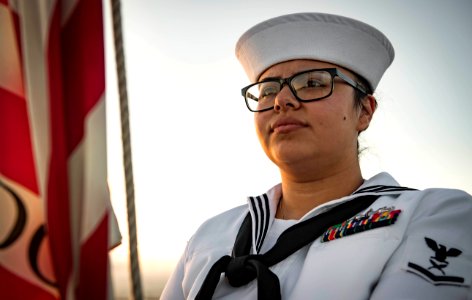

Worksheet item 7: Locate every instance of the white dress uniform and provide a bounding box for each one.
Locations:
[161,172,472,299]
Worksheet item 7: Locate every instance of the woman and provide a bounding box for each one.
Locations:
[161,12,472,299]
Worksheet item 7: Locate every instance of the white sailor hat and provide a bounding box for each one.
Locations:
[235,12,394,91]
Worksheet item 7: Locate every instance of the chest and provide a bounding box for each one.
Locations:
[185,195,417,299]
[285,198,415,299]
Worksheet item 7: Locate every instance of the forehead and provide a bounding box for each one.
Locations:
[259,59,355,80]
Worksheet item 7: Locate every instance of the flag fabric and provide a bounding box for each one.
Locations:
[0,0,121,299]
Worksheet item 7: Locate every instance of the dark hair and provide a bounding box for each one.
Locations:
[353,74,375,110]
[353,74,375,156]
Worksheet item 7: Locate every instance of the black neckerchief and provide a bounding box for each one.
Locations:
[195,193,386,300]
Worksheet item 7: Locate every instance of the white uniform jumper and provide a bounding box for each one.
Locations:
[161,173,472,299]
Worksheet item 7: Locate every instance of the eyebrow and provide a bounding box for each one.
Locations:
[258,76,280,82]
[259,68,321,82]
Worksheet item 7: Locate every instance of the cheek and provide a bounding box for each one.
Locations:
[332,99,359,125]
[311,106,347,128]
[254,114,268,142]
[313,105,358,137]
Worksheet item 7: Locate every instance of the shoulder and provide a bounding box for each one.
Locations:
[400,188,472,218]
[391,187,472,231]
[414,187,471,202]
[192,204,248,237]
[364,173,471,208]
[187,205,248,256]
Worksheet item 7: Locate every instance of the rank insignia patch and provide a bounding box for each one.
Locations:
[321,206,401,243]
[406,237,467,286]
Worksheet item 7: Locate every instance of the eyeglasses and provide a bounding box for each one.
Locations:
[241,68,367,112]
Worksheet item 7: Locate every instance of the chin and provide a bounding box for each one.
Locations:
[271,148,316,166]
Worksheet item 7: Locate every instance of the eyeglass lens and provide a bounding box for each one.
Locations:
[244,70,333,112]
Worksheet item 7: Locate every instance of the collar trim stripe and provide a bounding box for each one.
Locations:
[250,194,271,253]
[259,194,271,253]
[354,185,417,195]
[249,197,261,253]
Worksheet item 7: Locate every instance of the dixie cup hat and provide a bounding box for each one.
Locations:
[235,12,395,91]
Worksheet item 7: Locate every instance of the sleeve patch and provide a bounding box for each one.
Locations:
[403,236,471,287]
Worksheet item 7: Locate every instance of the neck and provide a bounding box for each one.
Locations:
[276,163,364,220]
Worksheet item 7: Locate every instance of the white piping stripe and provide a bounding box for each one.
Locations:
[249,197,260,253]
[250,194,271,253]
[260,194,270,251]
[255,196,265,252]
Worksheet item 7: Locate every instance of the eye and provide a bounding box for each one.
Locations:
[258,83,279,101]
[305,78,323,88]
[292,71,330,91]
[261,86,277,96]
[292,70,332,100]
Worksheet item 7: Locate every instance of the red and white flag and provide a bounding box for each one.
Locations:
[0,0,121,299]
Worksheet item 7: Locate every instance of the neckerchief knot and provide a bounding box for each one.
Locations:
[226,254,258,287]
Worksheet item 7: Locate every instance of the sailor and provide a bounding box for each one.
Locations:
[161,12,472,299]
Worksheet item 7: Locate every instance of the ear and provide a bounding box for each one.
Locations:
[356,95,377,133]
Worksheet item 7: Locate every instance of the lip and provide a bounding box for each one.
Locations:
[271,117,307,134]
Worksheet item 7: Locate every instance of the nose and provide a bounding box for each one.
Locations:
[273,85,301,112]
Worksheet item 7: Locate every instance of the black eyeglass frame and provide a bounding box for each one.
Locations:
[241,68,368,112]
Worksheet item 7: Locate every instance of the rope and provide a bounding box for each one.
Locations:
[109,0,143,299]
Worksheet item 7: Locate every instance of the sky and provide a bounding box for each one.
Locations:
[103,0,472,298]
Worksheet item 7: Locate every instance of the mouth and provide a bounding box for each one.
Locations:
[271,117,307,134]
